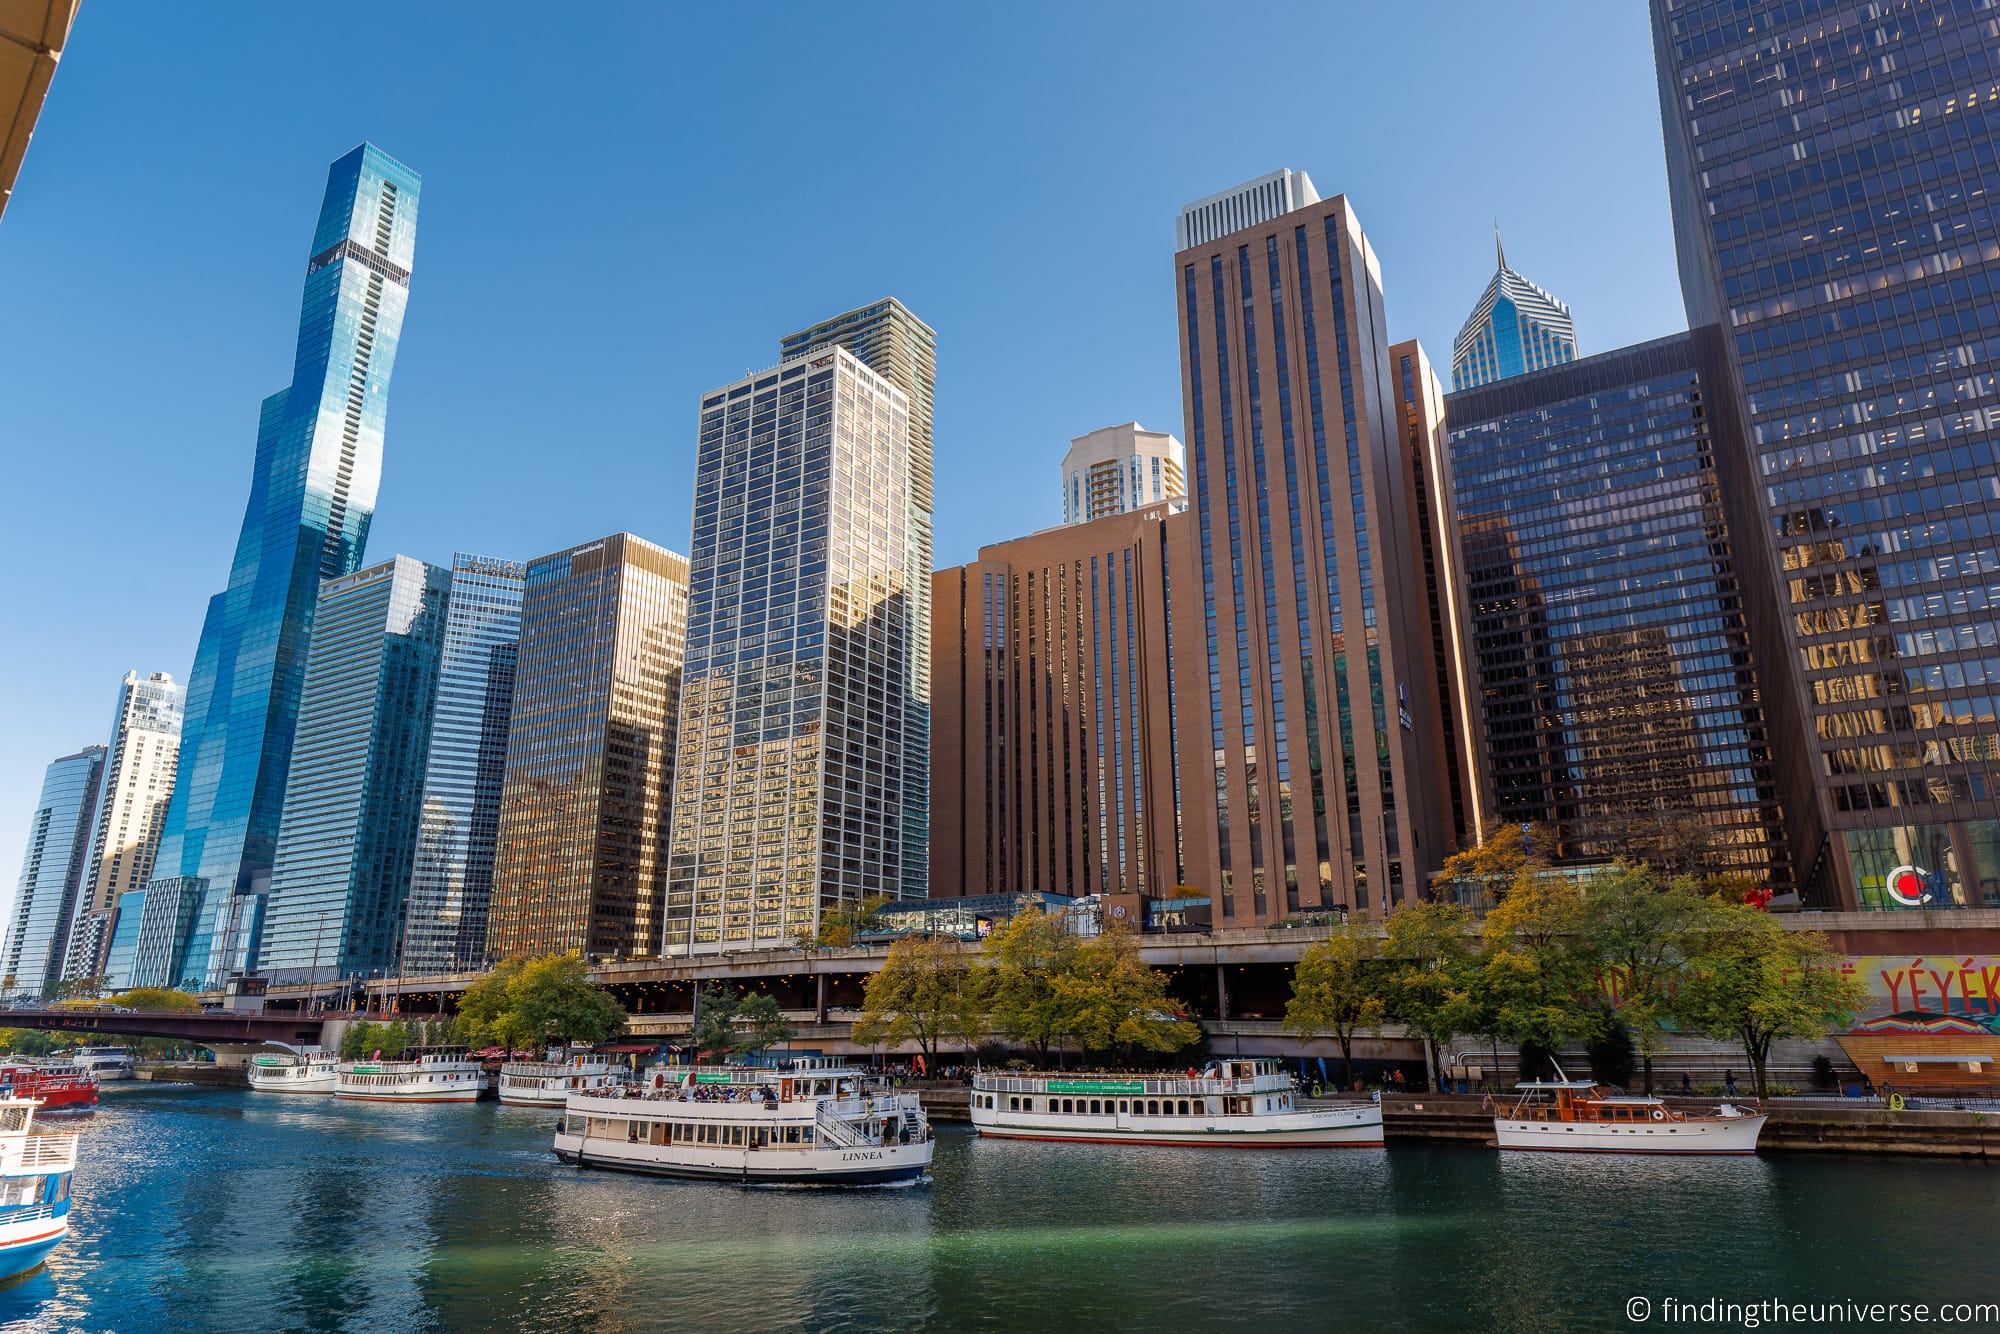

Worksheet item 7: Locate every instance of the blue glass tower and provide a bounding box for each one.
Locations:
[4,747,105,997]
[1451,234,1578,390]
[143,144,420,989]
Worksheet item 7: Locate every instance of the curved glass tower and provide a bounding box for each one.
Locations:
[139,144,420,990]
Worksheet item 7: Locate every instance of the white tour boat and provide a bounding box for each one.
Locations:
[248,1045,338,1095]
[1494,1064,1767,1155]
[335,1049,485,1104]
[71,1047,134,1082]
[498,1054,623,1107]
[553,1057,933,1185]
[971,1058,1384,1147]
[0,1095,77,1280]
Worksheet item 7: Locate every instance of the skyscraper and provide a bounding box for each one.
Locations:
[62,671,182,982]
[1653,0,2000,908]
[486,534,688,963]
[931,503,1193,902]
[257,557,450,984]
[779,299,934,900]
[664,347,913,954]
[401,554,525,976]
[1176,168,1321,251]
[4,746,103,997]
[143,144,419,989]
[1060,423,1187,525]
[1445,330,1794,886]
[1174,178,1468,923]
[1450,234,1577,390]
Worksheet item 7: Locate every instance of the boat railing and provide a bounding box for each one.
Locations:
[813,1102,868,1149]
[972,1074,1283,1098]
[0,1203,59,1225]
[0,1134,77,1173]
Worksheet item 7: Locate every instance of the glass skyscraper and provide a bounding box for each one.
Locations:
[143,144,419,988]
[257,557,449,984]
[1654,0,2000,907]
[1446,330,1792,887]
[779,299,934,900]
[665,347,914,954]
[401,553,525,976]
[4,746,104,997]
[1451,234,1578,391]
[485,535,689,964]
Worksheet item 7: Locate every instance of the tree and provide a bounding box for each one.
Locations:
[1056,927,1198,1058]
[982,907,1083,1064]
[1475,871,1602,1069]
[1674,901,1870,1100]
[853,935,983,1066]
[1438,824,1556,905]
[731,993,795,1058]
[0,1029,61,1057]
[690,984,743,1060]
[119,988,202,1013]
[454,953,625,1053]
[1283,920,1386,1085]
[1380,902,1480,1091]
[1581,864,1712,1091]
[799,895,893,949]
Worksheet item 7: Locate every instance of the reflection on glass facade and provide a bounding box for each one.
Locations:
[102,889,144,992]
[146,144,420,987]
[258,557,450,984]
[1655,0,2000,906]
[779,300,933,900]
[665,348,913,955]
[1448,332,1789,884]
[65,671,182,981]
[402,554,524,975]
[486,534,688,963]
[4,747,105,997]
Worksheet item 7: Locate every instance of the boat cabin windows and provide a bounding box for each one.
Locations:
[0,1108,27,1133]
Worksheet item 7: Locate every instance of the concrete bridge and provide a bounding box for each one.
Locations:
[0,1007,330,1048]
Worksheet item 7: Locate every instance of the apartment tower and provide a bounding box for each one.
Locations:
[1060,423,1187,526]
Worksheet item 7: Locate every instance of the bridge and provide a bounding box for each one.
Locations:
[0,1007,330,1046]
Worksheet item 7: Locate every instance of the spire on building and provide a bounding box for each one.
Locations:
[1451,234,1576,391]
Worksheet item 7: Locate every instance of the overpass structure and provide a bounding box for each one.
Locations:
[0,1008,329,1047]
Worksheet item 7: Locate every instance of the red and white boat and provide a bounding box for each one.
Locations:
[0,1062,98,1113]
[971,1059,1383,1147]
[1494,1064,1765,1155]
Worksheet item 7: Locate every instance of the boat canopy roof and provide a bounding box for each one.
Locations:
[1513,1079,1603,1090]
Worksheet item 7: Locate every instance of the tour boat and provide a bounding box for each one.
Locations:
[970,1058,1384,1147]
[498,1054,623,1107]
[0,1096,77,1281]
[1494,1065,1766,1154]
[248,1046,338,1095]
[553,1056,933,1185]
[335,1049,485,1104]
[71,1047,134,1082]
[0,1063,97,1113]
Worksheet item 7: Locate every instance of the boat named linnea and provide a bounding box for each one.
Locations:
[249,1045,338,1095]
[498,1053,623,1107]
[335,1048,485,1104]
[971,1059,1384,1147]
[1494,1064,1766,1154]
[554,1057,933,1185]
[0,1096,77,1280]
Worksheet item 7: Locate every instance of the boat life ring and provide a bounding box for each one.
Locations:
[1888,1093,1907,1111]
[1651,1109,1665,1121]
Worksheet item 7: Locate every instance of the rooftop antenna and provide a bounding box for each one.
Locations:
[1494,221,1506,271]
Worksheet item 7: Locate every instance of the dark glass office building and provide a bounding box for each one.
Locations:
[1655,0,2000,906]
[1446,331,1794,886]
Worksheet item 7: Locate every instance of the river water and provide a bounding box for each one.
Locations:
[3,1082,1995,1331]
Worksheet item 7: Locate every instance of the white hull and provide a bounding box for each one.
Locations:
[497,1066,622,1107]
[1494,1112,1766,1154]
[336,1057,485,1104]
[553,1128,932,1183]
[972,1102,1383,1147]
[249,1069,337,1095]
[335,1081,483,1104]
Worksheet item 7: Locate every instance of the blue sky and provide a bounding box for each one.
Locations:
[0,2,1683,917]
